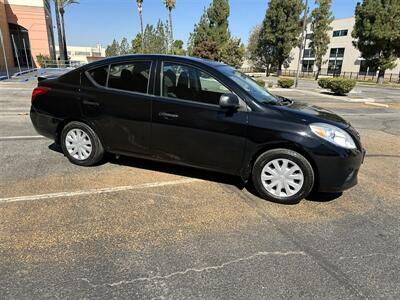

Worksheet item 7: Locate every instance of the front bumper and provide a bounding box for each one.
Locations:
[314,147,365,193]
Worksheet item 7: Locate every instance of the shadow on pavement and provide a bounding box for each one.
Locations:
[48,142,342,203]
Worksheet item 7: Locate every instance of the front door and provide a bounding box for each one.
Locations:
[80,60,154,155]
[151,61,248,174]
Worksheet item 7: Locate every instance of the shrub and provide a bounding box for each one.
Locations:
[255,79,265,87]
[318,77,331,89]
[327,78,357,95]
[36,54,51,68]
[277,77,294,88]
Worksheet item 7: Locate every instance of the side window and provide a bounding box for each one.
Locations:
[108,61,151,93]
[162,62,230,105]
[198,71,229,94]
[87,66,109,86]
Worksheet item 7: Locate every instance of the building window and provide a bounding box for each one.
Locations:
[330,48,345,58]
[328,59,343,74]
[333,29,348,37]
[305,33,313,40]
[303,49,314,58]
[302,60,314,72]
[359,60,377,75]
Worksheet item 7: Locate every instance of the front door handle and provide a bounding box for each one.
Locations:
[82,99,99,106]
[159,112,179,119]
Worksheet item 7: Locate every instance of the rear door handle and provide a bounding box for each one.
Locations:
[82,99,99,106]
[159,112,179,119]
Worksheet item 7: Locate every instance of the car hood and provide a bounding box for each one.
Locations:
[276,100,350,129]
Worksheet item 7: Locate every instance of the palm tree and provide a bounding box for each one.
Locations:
[54,0,65,62]
[163,0,176,49]
[136,0,144,51]
[59,0,79,64]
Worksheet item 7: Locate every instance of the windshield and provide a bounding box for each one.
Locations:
[219,65,278,104]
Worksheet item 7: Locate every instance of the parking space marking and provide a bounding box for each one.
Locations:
[0,178,201,204]
[0,135,45,141]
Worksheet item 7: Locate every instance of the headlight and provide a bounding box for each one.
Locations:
[310,123,356,149]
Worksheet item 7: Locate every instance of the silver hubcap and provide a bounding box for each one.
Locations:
[65,129,92,160]
[261,158,304,198]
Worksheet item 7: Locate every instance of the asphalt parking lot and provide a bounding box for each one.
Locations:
[1,79,399,299]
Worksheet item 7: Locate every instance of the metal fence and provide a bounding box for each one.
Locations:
[0,60,84,80]
[280,69,400,83]
[240,67,400,83]
[37,60,84,69]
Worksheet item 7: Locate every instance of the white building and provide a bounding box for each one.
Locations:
[55,44,106,64]
[287,17,400,76]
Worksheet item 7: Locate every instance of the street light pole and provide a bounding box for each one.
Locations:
[295,0,308,88]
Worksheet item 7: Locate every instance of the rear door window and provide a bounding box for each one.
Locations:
[87,66,109,86]
[108,61,151,94]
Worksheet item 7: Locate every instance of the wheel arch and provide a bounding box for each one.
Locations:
[242,141,320,192]
[55,118,104,147]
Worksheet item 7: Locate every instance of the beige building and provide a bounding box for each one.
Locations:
[0,0,55,74]
[287,16,400,76]
[55,44,106,64]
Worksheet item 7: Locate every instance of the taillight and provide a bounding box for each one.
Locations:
[31,86,51,103]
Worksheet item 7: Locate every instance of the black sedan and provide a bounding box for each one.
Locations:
[30,55,365,204]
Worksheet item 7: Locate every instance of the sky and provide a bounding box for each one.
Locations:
[57,0,360,48]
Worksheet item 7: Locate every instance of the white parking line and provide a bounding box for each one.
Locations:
[0,135,45,141]
[0,178,201,204]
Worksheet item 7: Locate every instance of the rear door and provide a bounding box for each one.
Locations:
[80,60,155,155]
[151,60,248,174]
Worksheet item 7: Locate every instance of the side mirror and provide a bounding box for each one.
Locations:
[219,93,240,109]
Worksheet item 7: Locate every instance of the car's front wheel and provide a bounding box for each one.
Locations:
[252,149,314,204]
[60,121,104,166]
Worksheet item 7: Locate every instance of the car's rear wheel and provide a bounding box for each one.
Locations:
[61,121,104,166]
[252,149,314,204]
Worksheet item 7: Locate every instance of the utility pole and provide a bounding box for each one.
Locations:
[295,0,308,88]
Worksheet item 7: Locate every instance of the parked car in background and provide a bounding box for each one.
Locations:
[30,55,365,204]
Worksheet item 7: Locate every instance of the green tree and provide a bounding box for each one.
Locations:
[352,0,400,84]
[220,37,245,68]
[171,40,186,55]
[207,0,230,50]
[309,0,334,79]
[163,0,176,49]
[136,0,145,50]
[189,0,244,66]
[247,25,275,75]
[189,9,219,59]
[105,39,120,57]
[259,0,304,75]
[142,20,169,54]
[119,37,131,55]
[131,33,143,53]
[58,0,79,62]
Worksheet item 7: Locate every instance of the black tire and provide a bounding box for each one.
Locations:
[251,148,314,204]
[60,121,104,166]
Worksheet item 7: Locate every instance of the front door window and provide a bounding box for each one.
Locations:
[162,62,229,105]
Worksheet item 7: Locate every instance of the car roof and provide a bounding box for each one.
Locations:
[83,54,227,69]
